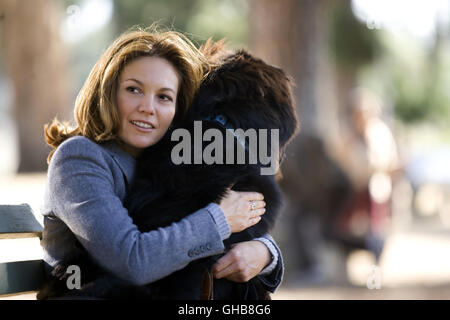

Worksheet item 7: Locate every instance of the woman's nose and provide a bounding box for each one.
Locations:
[138,95,156,114]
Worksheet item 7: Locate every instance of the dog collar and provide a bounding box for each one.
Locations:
[203,114,233,129]
[203,114,249,151]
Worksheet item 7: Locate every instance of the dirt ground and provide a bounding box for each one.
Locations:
[272,285,450,300]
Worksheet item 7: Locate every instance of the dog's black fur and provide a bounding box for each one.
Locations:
[38,47,298,300]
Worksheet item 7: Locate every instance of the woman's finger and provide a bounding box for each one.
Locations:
[213,242,267,282]
[213,262,238,280]
[213,249,245,280]
[250,200,266,210]
[212,252,236,275]
[251,208,265,218]
[247,216,262,227]
[240,192,264,201]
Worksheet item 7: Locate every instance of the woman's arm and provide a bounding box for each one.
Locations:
[46,138,226,286]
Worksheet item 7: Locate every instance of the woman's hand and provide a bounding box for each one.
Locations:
[212,241,272,282]
[218,190,266,233]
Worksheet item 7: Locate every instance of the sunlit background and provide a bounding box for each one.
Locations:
[1,0,450,299]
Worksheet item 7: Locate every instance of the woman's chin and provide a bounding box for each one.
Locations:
[131,138,162,150]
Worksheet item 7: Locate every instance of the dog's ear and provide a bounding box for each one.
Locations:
[232,52,299,148]
[250,57,299,149]
[269,68,299,148]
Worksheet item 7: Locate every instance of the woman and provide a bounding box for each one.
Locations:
[39,28,283,298]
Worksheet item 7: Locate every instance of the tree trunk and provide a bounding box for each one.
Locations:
[1,0,70,172]
[249,0,324,135]
[249,0,352,283]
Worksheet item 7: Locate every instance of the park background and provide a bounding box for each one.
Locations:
[1,0,450,299]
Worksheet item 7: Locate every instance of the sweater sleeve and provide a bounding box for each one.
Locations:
[254,234,284,292]
[48,138,225,286]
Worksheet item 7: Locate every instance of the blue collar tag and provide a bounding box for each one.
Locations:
[203,114,249,151]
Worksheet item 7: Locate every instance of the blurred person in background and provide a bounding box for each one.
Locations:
[333,87,400,261]
[280,133,353,285]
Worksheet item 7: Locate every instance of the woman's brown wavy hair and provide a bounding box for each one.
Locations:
[44,26,208,162]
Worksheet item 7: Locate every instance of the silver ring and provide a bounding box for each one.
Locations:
[250,201,256,210]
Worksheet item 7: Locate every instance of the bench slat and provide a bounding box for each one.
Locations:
[0,260,45,295]
[0,204,43,239]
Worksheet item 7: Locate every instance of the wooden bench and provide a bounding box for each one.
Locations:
[0,204,45,299]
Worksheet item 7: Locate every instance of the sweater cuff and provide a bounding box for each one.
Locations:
[206,203,231,240]
[254,237,278,276]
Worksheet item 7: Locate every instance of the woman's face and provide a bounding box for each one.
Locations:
[117,56,180,157]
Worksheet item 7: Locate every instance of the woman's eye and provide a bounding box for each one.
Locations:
[159,94,173,102]
[126,86,141,94]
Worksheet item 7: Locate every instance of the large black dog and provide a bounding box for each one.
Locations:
[38,45,298,300]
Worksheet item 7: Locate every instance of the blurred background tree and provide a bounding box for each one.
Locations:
[0,0,71,172]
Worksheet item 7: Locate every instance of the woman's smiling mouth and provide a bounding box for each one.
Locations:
[130,120,155,130]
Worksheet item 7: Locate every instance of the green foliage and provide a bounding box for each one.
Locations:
[60,0,249,46]
[185,0,249,46]
[327,2,448,125]
[113,0,195,35]
[61,0,250,97]
[386,35,450,124]
[112,0,249,46]
[327,1,380,71]
[392,76,429,123]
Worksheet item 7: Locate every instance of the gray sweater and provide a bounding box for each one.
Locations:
[40,136,283,290]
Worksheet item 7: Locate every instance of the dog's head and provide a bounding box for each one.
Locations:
[191,49,299,153]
